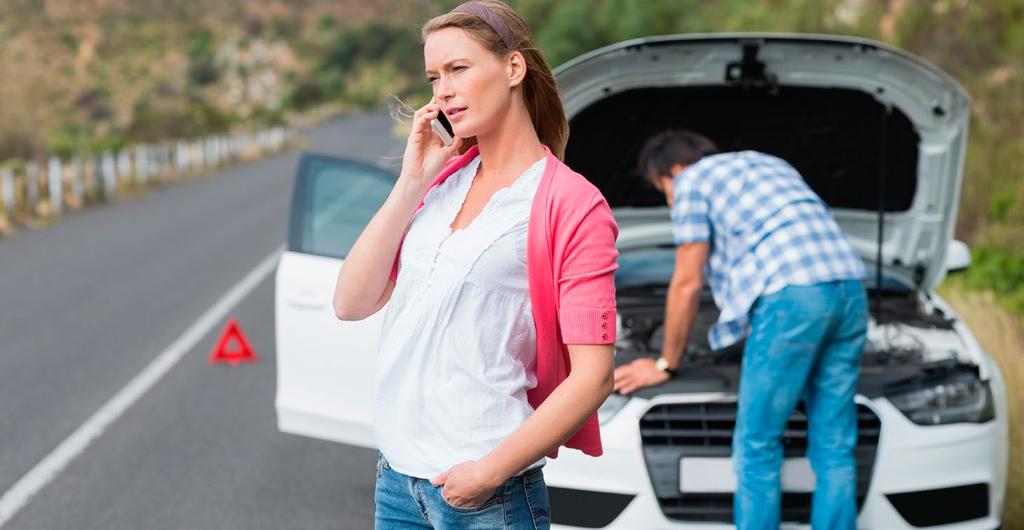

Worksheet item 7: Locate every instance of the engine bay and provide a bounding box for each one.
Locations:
[614,281,976,401]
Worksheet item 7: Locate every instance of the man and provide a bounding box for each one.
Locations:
[613,130,869,530]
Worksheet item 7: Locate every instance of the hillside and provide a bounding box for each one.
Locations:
[1,0,1020,292]
[0,0,426,160]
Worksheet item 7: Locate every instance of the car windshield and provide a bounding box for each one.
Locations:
[615,246,676,288]
[615,245,911,293]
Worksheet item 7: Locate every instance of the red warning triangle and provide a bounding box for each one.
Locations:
[209,318,257,365]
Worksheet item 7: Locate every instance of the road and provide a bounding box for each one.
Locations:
[0,110,404,529]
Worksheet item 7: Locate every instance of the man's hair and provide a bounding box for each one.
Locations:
[636,129,719,186]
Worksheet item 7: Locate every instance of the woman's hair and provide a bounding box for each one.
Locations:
[636,129,720,186]
[419,0,569,160]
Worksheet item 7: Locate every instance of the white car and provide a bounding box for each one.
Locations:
[275,33,1008,529]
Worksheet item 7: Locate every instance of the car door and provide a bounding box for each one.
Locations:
[275,152,397,448]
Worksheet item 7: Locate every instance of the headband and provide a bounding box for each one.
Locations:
[450,1,515,51]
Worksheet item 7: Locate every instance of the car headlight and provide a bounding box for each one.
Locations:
[598,393,630,425]
[887,373,995,425]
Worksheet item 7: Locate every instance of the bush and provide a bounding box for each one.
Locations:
[962,246,1024,314]
[287,77,326,110]
[47,124,93,158]
[187,58,220,86]
[128,96,233,143]
[187,29,220,86]
[75,87,115,122]
[312,20,421,104]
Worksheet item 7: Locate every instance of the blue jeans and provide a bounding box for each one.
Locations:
[732,279,868,530]
[374,452,551,529]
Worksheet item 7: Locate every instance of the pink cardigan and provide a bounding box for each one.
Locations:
[389,143,619,458]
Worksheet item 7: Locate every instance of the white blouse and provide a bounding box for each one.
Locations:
[374,153,548,480]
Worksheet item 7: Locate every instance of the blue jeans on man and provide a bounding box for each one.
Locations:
[732,279,868,529]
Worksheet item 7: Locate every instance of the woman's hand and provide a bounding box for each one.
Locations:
[430,460,503,509]
[399,97,465,195]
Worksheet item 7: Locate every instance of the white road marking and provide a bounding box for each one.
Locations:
[0,245,284,528]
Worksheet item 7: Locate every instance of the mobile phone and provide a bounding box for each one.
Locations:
[430,111,455,146]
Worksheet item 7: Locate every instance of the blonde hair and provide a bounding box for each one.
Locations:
[420,0,569,160]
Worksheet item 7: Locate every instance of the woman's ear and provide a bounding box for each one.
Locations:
[507,51,527,89]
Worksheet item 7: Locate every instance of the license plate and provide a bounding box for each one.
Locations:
[679,457,816,493]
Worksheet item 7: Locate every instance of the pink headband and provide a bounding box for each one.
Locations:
[450,1,516,51]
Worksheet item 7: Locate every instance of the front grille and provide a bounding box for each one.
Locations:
[640,401,881,523]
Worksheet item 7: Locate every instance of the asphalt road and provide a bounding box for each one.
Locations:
[0,110,405,529]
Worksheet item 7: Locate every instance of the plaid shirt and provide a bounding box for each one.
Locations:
[671,151,866,349]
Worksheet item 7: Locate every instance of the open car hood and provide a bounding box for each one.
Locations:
[555,33,970,291]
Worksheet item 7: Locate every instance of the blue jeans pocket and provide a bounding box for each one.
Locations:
[438,484,505,514]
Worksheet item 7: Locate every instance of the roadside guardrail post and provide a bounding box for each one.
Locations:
[26,162,38,214]
[176,141,188,176]
[48,157,63,216]
[72,157,84,207]
[86,156,98,203]
[135,145,149,185]
[1,167,14,214]
[102,152,117,201]
[116,150,131,188]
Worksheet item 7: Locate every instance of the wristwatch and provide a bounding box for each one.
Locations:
[655,356,677,376]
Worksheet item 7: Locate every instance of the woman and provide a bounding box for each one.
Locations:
[332,2,619,528]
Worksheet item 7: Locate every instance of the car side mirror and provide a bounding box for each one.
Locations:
[945,239,971,273]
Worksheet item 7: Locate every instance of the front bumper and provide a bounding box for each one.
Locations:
[545,393,1006,529]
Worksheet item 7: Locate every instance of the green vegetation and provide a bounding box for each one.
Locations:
[0,1,426,162]
[186,29,220,86]
[294,20,423,110]
[957,246,1024,315]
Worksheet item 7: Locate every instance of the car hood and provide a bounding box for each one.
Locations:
[554,33,970,291]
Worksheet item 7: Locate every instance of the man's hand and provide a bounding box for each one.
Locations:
[613,358,671,394]
[431,460,503,509]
